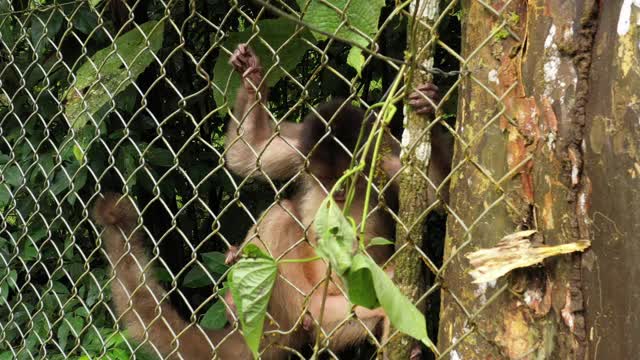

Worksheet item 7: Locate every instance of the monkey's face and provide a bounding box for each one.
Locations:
[308,150,354,203]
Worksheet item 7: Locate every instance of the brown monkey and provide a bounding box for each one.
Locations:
[223,44,441,357]
[94,44,442,359]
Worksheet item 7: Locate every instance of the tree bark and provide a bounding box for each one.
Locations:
[438,0,599,358]
[582,1,640,357]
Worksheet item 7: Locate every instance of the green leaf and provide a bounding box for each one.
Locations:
[57,322,70,351]
[0,1,18,49]
[212,19,313,113]
[0,187,10,207]
[367,237,394,248]
[49,163,87,197]
[183,252,229,288]
[0,283,8,304]
[345,253,378,308]
[364,256,434,350]
[104,332,126,349]
[295,0,385,46]
[202,252,229,275]
[314,197,355,275]
[65,21,165,129]
[6,270,17,290]
[116,145,139,188]
[30,9,64,56]
[200,299,228,330]
[56,315,83,351]
[4,166,22,187]
[29,227,47,243]
[145,147,174,167]
[52,281,70,295]
[21,243,38,262]
[114,85,139,112]
[71,126,95,162]
[242,244,272,260]
[155,267,172,283]
[105,348,130,360]
[346,47,365,75]
[71,4,99,35]
[182,265,214,288]
[50,170,70,195]
[229,255,278,358]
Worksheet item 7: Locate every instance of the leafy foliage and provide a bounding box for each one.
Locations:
[65,21,165,129]
[314,198,432,348]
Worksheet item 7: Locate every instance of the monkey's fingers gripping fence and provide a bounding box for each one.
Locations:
[0,0,521,359]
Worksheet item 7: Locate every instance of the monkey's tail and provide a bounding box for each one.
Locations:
[93,193,247,359]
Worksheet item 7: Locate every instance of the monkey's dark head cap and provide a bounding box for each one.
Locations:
[300,99,372,160]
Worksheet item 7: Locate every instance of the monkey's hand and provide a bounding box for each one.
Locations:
[230,44,263,93]
[224,245,240,265]
[408,83,439,114]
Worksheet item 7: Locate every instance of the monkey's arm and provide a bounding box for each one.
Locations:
[225,44,304,180]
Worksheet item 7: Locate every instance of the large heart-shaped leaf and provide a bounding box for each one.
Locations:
[229,246,277,358]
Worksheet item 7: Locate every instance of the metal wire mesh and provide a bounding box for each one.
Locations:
[0,0,523,359]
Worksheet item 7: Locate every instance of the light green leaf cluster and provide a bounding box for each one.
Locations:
[314,198,432,348]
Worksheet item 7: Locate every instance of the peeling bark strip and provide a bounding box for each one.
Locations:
[386,0,440,358]
[558,0,600,354]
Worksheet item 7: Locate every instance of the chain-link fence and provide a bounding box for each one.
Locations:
[0,0,531,359]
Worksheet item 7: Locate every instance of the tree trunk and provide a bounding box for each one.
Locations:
[387,0,440,358]
[438,0,601,358]
[582,1,640,357]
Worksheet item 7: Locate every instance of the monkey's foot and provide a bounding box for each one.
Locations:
[230,44,263,92]
[408,83,439,114]
[224,245,240,265]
